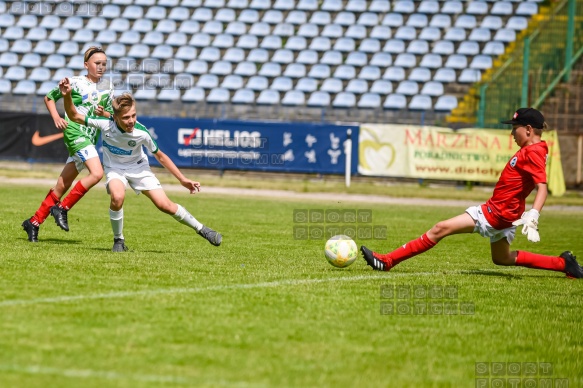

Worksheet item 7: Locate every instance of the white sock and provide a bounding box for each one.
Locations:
[109,208,124,239]
[173,204,203,232]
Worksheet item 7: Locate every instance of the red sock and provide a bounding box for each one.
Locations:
[381,233,437,265]
[515,251,565,272]
[59,181,88,211]
[30,189,61,226]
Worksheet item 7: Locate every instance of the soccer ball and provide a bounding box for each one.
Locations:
[324,235,358,268]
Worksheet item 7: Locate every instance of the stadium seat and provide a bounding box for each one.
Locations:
[158,89,181,101]
[127,72,147,88]
[469,28,492,42]
[213,34,235,48]
[357,93,382,109]
[370,80,393,95]
[114,57,137,73]
[345,79,368,94]
[272,49,294,64]
[36,81,57,96]
[39,15,61,29]
[458,41,480,56]
[407,40,429,55]
[101,4,121,19]
[396,80,419,96]
[298,23,319,38]
[444,54,468,69]
[467,1,489,15]
[134,89,158,100]
[199,47,221,62]
[434,95,458,111]
[494,28,516,42]
[395,26,417,41]
[441,1,463,15]
[370,26,391,41]
[174,73,195,89]
[262,10,284,25]
[51,68,74,82]
[310,11,332,26]
[228,0,247,7]
[190,33,212,47]
[419,53,443,69]
[307,91,330,107]
[321,78,343,93]
[221,74,244,90]
[281,90,305,106]
[383,66,406,81]
[308,64,331,79]
[360,38,381,53]
[309,37,331,51]
[141,59,161,73]
[357,13,380,27]
[72,29,94,43]
[359,66,382,81]
[335,12,355,27]
[418,1,440,14]
[32,40,55,55]
[393,0,415,14]
[204,0,225,8]
[13,80,37,95]
[26,27,47,41]
[320,50,342,65]
[203,21,224,35]
[420,81,444,96]
[394,53,417,68]
[491,1,513,15]
[5,66,26,81]
[506,16,529,31]
[182,87,205,102]
[16,15,38,29]
[481,16,503,30]
[334,65,356,80]
[443,27,466,42]
[257,89,280,104]
[370,53,392,68]
[383,93,407,109]
[455,14,477,29]
[297,0,318,11]
[66,55,85,70]
[156,20,177,33]
[383,39,406,54]
[322,0,343,12]
[19,53,41,68]
[458,68,482,83]
[418,27,441,42]
[407,14,428,28]
[483,41,505,56]
[346,25,367,40]
[57,41,80,56]
[166,32,187,46]
[271,76,293,92]
[152,45,174,59]
[432,40,455,55]
[237,34,259,49]
[286,36,307,51]
[346,52,367,67]
[0,79,11,94]
[333,92,356,108]
[246,75,268,90]
[197,74,219,89]
[258,62,282,77]
[409,94,432,110]
[247,48,269,63]
[238,9,259,24]
[182,0,202,5]
[470,55,493,70]
[29,67,51,81]
[210,60,233,75]
[249,22,270,37]
[3,26,24,40]
[322,24,343,38]
[127,44,150,59]
[207,88,230,103]
[295,77,318,92]
[175,46,197,61]
[250,0,270,9]
[231,88,255,104]
[274,23,295,37]
[178,20,200,34]
[260,35,282,50]
[45,54,66,69]
[222,47,245,63]
[274,0,295,11]
[144,6,167,20]
[409,67,431,82]
[286,11,307,25]
[296,50,318,65]
[120,31,141,45]
[96,30,118,44]
[109,18,131,32]
[167,7,191,21]
[369,0,390,13]
[233,61,257,76]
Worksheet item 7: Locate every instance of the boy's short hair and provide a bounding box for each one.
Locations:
[84,46,105,62]
[112,93,135,115]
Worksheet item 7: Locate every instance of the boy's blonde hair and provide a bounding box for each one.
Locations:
[84,46,105,62]
[112,93,135,115]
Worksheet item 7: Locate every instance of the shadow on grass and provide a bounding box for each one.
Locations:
[460,270,520,278]
[26,238,84,244]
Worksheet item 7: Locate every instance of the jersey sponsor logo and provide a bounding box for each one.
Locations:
[103,140,132,155]
[510,156,518,167]
[128,140,137,147]
[31,130,64,146]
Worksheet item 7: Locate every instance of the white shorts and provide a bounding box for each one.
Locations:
[465,205,516,244]
[105,165,162,195]
[66,145,99,173]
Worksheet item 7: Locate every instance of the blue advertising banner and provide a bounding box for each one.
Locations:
[138,117,359,174]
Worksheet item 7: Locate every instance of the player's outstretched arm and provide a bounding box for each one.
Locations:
[59,78,85,125]
[154,150,201,194]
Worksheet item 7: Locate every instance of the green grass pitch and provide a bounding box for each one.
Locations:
[0,184,582,387]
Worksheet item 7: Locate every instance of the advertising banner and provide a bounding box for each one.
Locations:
[0,111,68,162]
[138,117,359,174]
[358,124,565,196]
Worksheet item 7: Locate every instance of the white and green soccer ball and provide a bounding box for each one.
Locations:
[324,235,358,268]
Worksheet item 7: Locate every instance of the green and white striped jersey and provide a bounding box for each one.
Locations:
[85,116,159,170]
[46,76,113,156]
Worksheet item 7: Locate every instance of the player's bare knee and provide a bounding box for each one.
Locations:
[431,222,448,239]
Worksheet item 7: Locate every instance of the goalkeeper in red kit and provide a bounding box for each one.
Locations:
[361,108,582,278]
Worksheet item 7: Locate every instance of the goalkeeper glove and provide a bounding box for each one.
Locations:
[512,209,540,243]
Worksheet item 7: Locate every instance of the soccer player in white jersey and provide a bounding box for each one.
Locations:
[22,47,113,242]
[59,78,222,251]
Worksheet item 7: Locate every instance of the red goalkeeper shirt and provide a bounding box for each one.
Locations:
[482,141,548,230]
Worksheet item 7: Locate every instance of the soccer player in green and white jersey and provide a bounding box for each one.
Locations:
[22,47,113,242]
[59,78,222,251]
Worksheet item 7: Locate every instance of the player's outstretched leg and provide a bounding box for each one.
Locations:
[22,219,39,242]
[50,205,69,231]
[198,225,222,246]
[561,251,583,279]
[361,246,393,271]
[112,238,129,252]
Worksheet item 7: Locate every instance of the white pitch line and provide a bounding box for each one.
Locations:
[0,269,520,308]
[0,364,258,387]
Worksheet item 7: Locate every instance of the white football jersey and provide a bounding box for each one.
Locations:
[85,116,158,170]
